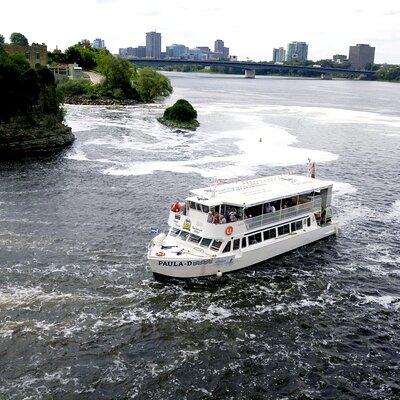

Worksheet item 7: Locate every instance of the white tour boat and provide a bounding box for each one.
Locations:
[147,172,338,279]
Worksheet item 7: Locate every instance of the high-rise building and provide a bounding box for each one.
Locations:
[136,46,146,58]
[92,38,105,49]
[222,47,229,59]
[213,40,229,59]
[119,46,146,58]
[286,42,308,61]
[273,47,286,63]
[348,44,375,69]
[166,44,188,58]
[146,31,161,58]
[214,39,224,54]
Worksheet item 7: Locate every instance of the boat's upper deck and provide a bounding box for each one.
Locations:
[188,174,332,207]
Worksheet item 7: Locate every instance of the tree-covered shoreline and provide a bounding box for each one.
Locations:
[49,42,173,104]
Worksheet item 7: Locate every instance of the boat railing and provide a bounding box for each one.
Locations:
[244,197,322,230]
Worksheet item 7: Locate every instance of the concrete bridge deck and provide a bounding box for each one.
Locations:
[127,58,375,78]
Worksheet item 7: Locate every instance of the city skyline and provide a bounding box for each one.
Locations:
[2,0,400,64]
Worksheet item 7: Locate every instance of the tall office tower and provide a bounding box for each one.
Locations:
[286,42,308,61]
[348,44,375,69]
[92,38,105,49]
[214,39,224,54]
[146,31,161,58]
[272,47,286,62]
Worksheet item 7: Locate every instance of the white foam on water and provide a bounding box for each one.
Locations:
[65,148,89,161]
[253,105,400,129]
[384,200,400,221]
[331,181,358,197]
[66,120,97,133]
[362,295,400,310]
[103,110,337,179]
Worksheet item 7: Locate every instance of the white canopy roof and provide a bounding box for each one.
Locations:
[187,174,332,207]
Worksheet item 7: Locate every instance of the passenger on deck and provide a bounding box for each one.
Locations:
[179,202,186,215]
[212,212,220,224]
[207,211,213,223]
[229,210,238,222]
[220,215,227,224]
[264,203,275,213]
[171,201,180,213]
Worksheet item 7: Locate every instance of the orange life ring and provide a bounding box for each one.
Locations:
[156,251,165,257]
[225,226,234,236]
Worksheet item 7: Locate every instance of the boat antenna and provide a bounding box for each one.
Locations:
[212,179,221,197]
[307,158,316,178]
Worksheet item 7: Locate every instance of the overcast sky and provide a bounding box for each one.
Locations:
[2,0,400,63]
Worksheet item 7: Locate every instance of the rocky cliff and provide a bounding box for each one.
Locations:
[0,116,74,158]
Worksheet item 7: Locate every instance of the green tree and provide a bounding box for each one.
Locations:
[10,32,29,46]
[79,39,92,49]
[163,99,197,122]
[96,54,138,98]
[376,66,400,81]
[0,34,4,45]
[133,67,172,102]
[47,49,67,65]
[0,46,62,122]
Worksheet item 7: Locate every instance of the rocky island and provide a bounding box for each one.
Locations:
[158,99,199,130]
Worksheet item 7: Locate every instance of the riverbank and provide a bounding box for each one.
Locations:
[63,94,138,106]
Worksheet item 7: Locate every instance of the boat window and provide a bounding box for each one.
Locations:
[210,240,222,251]
[188,234,201,244]
[179,231,189,240]
[170,228,181,237]
[241,237,247,248]
[200,238,212,248]
[222,241,231,253]
[307,217,311,227]
[189,201,197,210]
[233,239,240,251]
[248,232,262,246]
[196,203,202,211]
[278,224,290,236]
[202,205,209,213]
[263,228,276,240]
[291,220,303,232]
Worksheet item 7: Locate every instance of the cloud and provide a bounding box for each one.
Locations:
[1,0,399,63]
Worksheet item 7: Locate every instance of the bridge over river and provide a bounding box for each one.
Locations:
[127,58,375,79]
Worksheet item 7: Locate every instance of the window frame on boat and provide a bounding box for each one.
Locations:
[179,230,190,240]
[222,241,231,253]
[210,239,223,251]
[170,228,181,237]
[200,237,212,248]
[188,233,201,244]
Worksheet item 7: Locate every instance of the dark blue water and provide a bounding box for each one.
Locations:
[1,73,400,399]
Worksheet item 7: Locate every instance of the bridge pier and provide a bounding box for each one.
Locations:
[244,69,256,79]
[320,73,332,80]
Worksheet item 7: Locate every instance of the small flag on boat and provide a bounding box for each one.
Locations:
[150,227,161,235]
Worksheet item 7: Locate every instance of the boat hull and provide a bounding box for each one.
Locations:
[148,224,337,279]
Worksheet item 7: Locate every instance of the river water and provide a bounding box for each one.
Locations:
[1,73,400,399]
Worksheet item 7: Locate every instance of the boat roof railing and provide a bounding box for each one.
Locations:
[186,174,332,208]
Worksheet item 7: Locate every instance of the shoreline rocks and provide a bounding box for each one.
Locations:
[158,117,200,131]
[0,117,75,158]
[63,94,138,106]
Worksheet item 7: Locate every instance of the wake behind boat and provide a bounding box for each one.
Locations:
[147,171,337,279]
